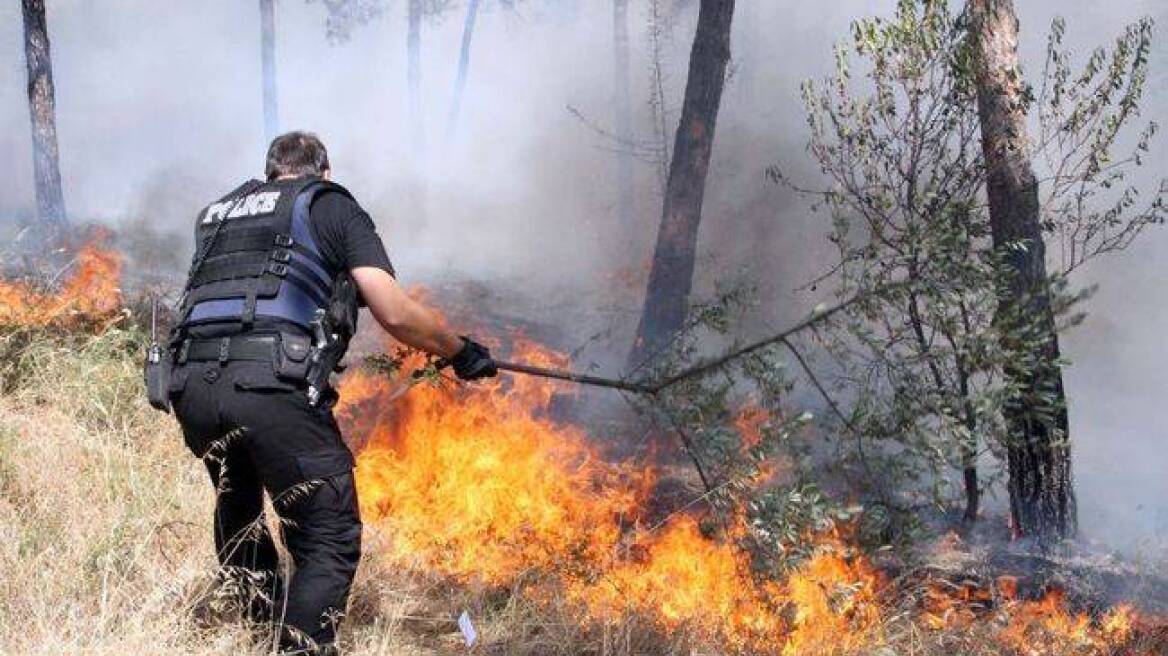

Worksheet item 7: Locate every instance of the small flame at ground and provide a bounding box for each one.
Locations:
[999,588,1140,655]
[924,573,1153,655]
[0,238,122,329]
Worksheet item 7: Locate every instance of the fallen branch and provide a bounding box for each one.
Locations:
[495,360,655,394]
[498,282,904,395]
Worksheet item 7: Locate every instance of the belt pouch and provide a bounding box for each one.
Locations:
[273,333,312,381]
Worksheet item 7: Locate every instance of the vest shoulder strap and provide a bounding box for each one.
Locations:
[286,180,356,270]
[304,180,355,202]
[289,180,356,230]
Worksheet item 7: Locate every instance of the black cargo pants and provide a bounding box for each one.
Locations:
[170,359,361,653]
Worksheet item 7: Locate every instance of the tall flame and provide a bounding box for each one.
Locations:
[343,338,658,578]
[340,340,884,652]
[347,341,651,582]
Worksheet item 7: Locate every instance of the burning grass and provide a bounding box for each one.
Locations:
[0,236,123,330]
[337,339,1168,655]
[346,342,652,583]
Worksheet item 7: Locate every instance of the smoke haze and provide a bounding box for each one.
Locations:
[1,0,1165,550]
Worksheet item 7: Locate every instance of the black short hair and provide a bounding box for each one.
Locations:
[265,131,330,180]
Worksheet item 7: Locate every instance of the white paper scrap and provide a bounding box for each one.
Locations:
[458,610,478,648]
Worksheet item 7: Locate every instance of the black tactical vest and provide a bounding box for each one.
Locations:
[178,176,351,333]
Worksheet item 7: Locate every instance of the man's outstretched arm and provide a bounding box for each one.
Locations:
[350,266,497,379]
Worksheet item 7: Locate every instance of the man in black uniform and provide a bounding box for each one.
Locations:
[168,131,496,654]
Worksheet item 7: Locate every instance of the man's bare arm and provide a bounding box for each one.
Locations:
[350,266,464,358]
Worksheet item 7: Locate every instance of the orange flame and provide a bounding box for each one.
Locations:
[341,335,1164,653]
[0,238,122,329]
[998,587,1139,655]
[569,519,883,652]
[340,339,885,652]
[0,231,1153,653]
[733,403,771,451]
[345,340,652,583]
[923,573,1152,654]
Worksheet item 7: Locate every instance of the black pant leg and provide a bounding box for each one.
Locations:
[219,363,362,651]
[205,443,281,583]
[174,362,283,621]
[276,471,363,649]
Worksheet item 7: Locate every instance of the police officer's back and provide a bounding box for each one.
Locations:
[167,132,496,655]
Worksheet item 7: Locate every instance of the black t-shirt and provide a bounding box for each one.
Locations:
[185,183,394,338]
[309,190,395,277]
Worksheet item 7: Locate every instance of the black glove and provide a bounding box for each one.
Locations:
[450,336,498,381]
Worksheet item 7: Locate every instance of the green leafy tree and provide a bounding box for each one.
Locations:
[774,0,1164,535]
[627,285,850,571]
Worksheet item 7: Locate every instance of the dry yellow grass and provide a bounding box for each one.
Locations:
[0,330,438,655]
[0,330,233,654]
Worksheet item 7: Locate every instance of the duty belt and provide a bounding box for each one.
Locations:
[178,335,278,364]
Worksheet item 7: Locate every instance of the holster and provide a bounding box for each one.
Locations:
[304,273,358,407]
[144,343,173,413]
[305,339,347,406]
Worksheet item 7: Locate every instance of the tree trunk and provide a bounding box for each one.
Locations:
[407,0,424,155]
[446,0,481,138]
[21,0,68,248]
[260,0,279,142]
[969,0,1076,542]
[629,0,735,366]
[959,370,980,524]
[613,0,635,228]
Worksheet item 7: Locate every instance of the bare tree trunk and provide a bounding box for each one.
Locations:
[407,0,424,155]
[446,0,481,138]
[970,0,1076,542]
[629,0,735,366]
[260,0,279,142]
[21,0,67,248]
[613,0,635,227]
